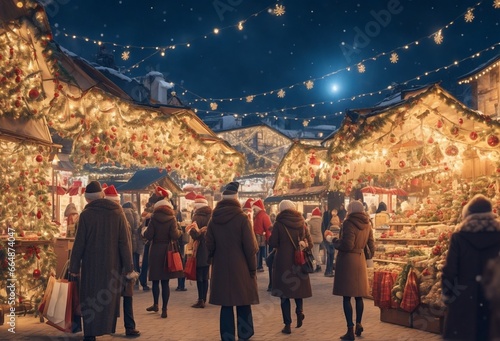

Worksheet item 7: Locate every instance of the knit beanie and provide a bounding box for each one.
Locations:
[222,181,239,200]
[279,200,296,212]
[84,181,104,201]
[463,194,493,218]
[347,200,364,214]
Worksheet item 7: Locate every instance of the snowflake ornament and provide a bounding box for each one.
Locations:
[495,0,500,9]
[246,95,254,103]
[390,53,399,64]
[434,30,443,45]
[121,50,130,61]
[357,63,366,73]
[210,102,218,110]
[273,4,286,16]
[277,89,286,98]
[305,80,314,90]
[464,8,474,22]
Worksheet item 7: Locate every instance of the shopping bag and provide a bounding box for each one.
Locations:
[400,270,420,313]
[184,255,197,281]
[39,275,56,316]
[44,277,81,333]
[165,241,184,273]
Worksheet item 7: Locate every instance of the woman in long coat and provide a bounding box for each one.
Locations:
[144,199,182,318]
[442,194,500,340]
[269,200,313,335]
[205,182,259,341]
[333,200,375,340]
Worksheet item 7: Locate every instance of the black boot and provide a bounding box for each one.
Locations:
[340,326,355,340]
[281,324,291,334]
[191,299,205,308]
[355,323,363,336]
[296,312,305,328]
[146,304,158,312]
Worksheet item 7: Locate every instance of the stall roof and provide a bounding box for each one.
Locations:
[264,185,327,203]
[117,168,179,192]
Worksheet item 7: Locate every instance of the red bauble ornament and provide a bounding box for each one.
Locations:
[450,126,459,135]
[427,137,434,144]
[436,120,443,129]
[93,136,100,144]
[35,154,43,162]
[90,146,97,154]
[28,88,40,99]
[399,160,406,168]
[385,160,391,167]
[469,131,478,140]
[487,135,499,147]
[458,118,463,125]
[36,210,42,219]
[33,269,41,278]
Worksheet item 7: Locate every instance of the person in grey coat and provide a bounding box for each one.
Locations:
[69,181,134,341]
[206,182,259,341]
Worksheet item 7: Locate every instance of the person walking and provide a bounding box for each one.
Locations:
[144,196,182,318]
[269,200,312,335]
[333,200,375,340]
[442,194,500,340]
[307,207,323,272]
[104,186,140,338]
[252,198,272,272]
[206,181,259,341]
[122,201,142,283]
[187,194,212,308]
[69,181,135,341]
[324,208,340,277]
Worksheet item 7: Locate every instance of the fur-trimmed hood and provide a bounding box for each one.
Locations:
[457,212,500,233]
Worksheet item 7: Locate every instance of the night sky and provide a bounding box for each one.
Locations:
[46,0,499,128]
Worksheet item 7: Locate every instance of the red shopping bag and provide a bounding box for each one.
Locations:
[165,241,184,273]
[184,255,197,281]
[400,270,420,312]
[45,278,81,333]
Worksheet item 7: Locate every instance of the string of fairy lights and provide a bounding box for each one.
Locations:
[184,42,500,123]
[55,1,500,122]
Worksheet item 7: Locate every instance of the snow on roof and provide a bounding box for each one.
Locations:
[146,71,165,78]
[95,66,133,82]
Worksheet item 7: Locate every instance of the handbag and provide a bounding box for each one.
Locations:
[165,241,184,273]
[284,225,314,273]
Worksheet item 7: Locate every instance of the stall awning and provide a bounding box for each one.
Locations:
[264,185,326,204]
[117,168,169,192]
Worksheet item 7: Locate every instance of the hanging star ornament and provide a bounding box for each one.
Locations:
[277,89,286,98]
[210,102,218,110]
[121,50,130,61]
[357,63,366,73]
[464,8,475,22]
[434,30,443,44]
[273,4,286,16]
[246,95,254,103]
[305,80,314,90]
[494,0,500,9]
[390,52,399,64]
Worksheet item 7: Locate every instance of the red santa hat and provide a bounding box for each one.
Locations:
[104,185,121,202]
[156,186,172,199]
[243,198,254,210]
[194,194,208,210]
[252,198,265,211]
[312,207,322,217]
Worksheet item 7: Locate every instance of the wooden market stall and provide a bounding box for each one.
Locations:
[324,82,500,333]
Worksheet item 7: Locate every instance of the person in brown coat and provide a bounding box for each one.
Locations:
[144,197,182,318]
[268,200,312,335]
[442,194,500,340]
[187,194,212,308]
[333,200,375,340]
[206,181,259,341]
[69,181,134,341]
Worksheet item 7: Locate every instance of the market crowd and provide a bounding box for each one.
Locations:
[67,180,500,341]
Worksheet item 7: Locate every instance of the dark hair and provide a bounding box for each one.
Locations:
[376,202,387,213]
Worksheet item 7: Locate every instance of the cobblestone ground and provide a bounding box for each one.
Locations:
[0,267,443,341]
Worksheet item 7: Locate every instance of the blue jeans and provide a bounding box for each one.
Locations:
[324,242,335,274]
